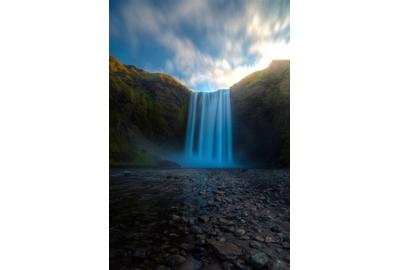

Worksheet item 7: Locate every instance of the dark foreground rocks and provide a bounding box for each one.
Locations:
[110,169,289,270]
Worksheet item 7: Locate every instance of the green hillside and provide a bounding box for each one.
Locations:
[231,60,290,167]
[109,56,190,166]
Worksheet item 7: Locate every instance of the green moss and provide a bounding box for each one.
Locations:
[109,56,190,166]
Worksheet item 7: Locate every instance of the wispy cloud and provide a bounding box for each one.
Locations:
[110,0,290,90]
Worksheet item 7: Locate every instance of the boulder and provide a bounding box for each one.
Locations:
[207,239,242,261]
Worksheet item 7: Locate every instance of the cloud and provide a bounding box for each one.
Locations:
[110,0,290,90]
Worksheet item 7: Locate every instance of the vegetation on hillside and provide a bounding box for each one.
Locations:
[109,56,190,166]
[231,60,290,167]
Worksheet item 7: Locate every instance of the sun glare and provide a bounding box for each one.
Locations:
[212,42,289,90]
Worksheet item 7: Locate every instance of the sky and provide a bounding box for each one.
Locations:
[110,0,290,91]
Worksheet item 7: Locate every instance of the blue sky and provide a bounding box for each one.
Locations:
[110,0,290,91]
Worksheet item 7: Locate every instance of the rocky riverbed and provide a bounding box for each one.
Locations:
[110,169,289,270]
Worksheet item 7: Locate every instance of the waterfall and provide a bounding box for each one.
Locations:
[184,89,233,167]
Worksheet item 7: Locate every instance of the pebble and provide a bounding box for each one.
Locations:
[191,225,203,234]
[171,254,186,265]
[199,215,209,223]
[180,243,195,251]
[272,259,290,270]
[156,266,171,270]
[265,235,275,243]
[172,215,180,221]
[110,169,290,269]
[254,235,265,242]
[235,228,246,236]
[249,241,262,248]
[133,248,146,259]
[271,225,281,233]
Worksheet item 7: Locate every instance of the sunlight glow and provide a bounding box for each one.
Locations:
[188,42,290,92]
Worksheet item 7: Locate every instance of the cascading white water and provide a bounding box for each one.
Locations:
[183,89,233,167]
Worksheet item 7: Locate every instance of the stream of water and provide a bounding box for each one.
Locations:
[184,89,234,167]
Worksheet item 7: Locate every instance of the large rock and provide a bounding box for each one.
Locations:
[207,239,242,261]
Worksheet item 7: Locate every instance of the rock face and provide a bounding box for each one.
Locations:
[230,60,290,167]
[109,56,190,167]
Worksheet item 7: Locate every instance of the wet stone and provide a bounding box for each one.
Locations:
[272,259,290,270]
[156,265,171,270]
[217,237,226,242]
[207,239,242,261]
[271,225,281,233]
[249,241,262,249]
[180,243,195,251]
[109,168,290,270]
[222,262,235,270]
[235,228,246,236]
[191,225,203,234]
[178,256,202,270]
[249,252,270,269]
[199,215,209,223]
[172,214,180,221]
[235,259,247,270]
[170,254,186,265]
[203,263,223,270]
[254,235,265,242]
[264,235,276,243]
[240,235,250,240]
[133,248,147,259]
